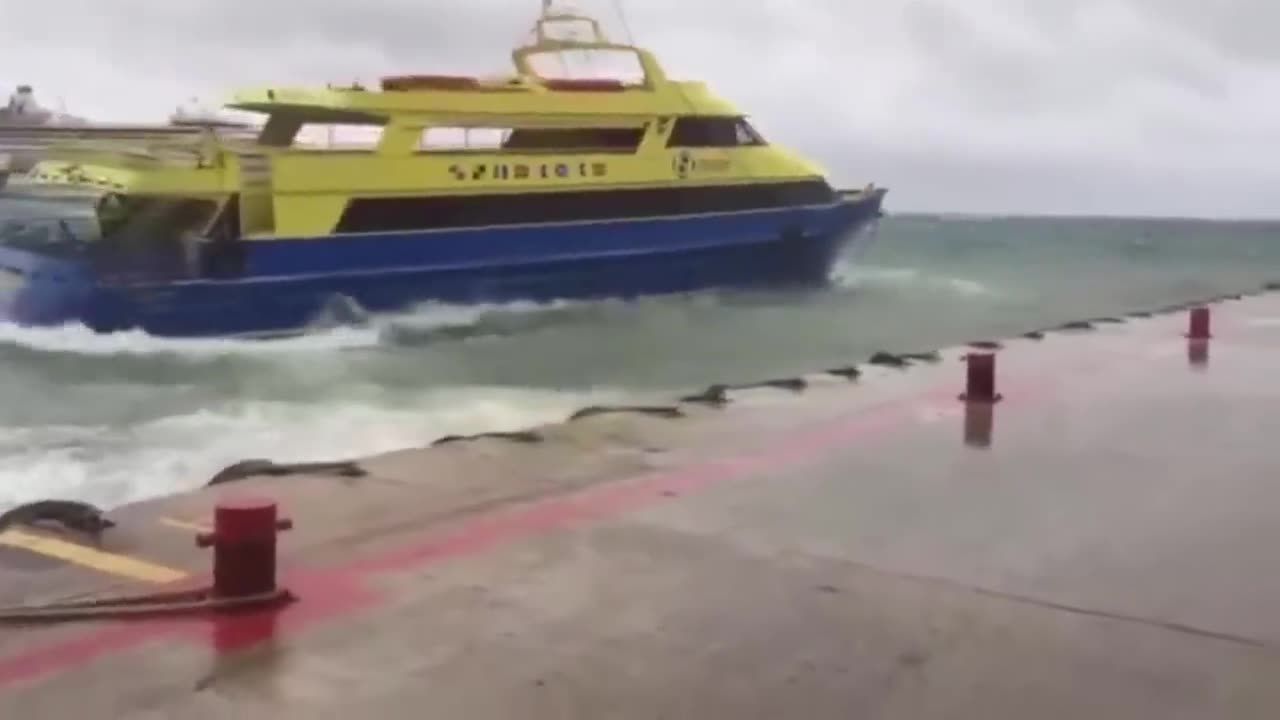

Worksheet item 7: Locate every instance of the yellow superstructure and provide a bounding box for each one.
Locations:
[24,4,837,240]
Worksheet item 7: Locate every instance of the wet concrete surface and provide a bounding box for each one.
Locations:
[1,291,1278,718]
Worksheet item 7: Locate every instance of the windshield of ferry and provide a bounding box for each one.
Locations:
[524,48,647,83]
[524,14,648,81]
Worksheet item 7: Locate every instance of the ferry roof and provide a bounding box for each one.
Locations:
[225,8,744,121]
[225,78,743,122]
[2,286,1279,715]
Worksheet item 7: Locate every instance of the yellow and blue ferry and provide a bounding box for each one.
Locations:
[0,4,886,337]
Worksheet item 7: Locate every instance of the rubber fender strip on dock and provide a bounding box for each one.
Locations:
[432,430,544,447]
[569,405,685,421]
[207,459,367,487]
[0,499,114,535]
[867,352,910,368]
[726,378,808,393]
[0,587,293,625]
[867,351,941,368]
[0,530,187,584]
[676,377,809,408]
[1054,320,1096,331]
[679,385,730,407]
[417,291,1263,465]
[824,366,861,380]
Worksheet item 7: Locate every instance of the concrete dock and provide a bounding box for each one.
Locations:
[1,288,1278,718]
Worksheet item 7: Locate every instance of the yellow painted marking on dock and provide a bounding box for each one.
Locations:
[159,517,211,534]
[0,529,187,584]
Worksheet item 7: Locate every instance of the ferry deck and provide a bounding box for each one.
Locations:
[0,286,1278,718]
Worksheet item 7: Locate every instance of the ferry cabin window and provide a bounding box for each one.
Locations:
[666,117,767,148]
[418,126,645,154]
[92,194,220,280]
[95,194,219,246]
[419,127,510,152]
[256,113,386,150]
[503,127,644,153]
[336,180,836,233]
[293,123,384,150]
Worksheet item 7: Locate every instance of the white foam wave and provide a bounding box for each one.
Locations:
[378,298,585,335]
[0,386,625,510]
[0,321,380,357]
[832,263,996,297]
[0,299,592,358]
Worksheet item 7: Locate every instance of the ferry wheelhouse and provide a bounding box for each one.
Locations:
[0,4,886,337]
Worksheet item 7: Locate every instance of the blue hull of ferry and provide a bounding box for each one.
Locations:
[0,193,884,338]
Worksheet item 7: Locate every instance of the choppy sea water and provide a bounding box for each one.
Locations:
[0,212,1276,509]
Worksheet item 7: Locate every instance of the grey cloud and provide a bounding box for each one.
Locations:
[1124,0,1280,64]
[1,0,1277,217]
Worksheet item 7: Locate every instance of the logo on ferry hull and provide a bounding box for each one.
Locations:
[673,151,695,179]
[448,161,607,182]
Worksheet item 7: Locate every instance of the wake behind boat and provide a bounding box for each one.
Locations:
[0,2,886,338]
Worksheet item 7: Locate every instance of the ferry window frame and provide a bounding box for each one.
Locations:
[416,124,647,155]
[735,119,766,146]
[95,193,222,245]
[418,127,511,152]
[666,116,768,149]
[293,123,386,152]
[253,109,389,151]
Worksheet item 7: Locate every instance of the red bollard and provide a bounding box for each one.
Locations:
[1187,306,1212,340]
[962,402,995,449]
[196,498,292,598]
[1187,339,1210,369]
[960,352,1003,403]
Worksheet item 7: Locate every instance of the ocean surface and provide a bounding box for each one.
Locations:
[0,211,1277,509]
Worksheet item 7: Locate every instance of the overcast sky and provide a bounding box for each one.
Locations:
[3,0,1278,218]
